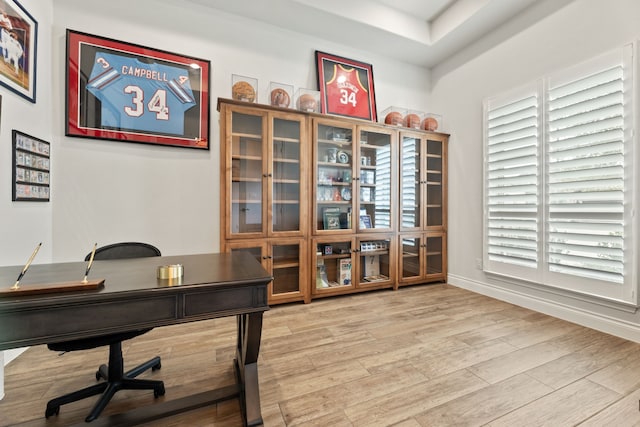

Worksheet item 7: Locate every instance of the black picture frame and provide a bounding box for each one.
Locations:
[12,130,50,201]
[66,30,210,149]
[0,0,37,103]
[315,51,377,122]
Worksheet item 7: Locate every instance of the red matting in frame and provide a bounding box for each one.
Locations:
[66,30,210,149]
[316,51,377,122]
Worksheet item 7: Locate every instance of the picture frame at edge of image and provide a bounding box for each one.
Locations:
[0,0,38,103]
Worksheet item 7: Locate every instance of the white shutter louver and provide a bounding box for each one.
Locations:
[547,66,625,284]
[486,95,539,268]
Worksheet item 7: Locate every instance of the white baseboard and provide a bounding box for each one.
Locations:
[3,348,27,365]
[448,274,640,344]
[1,348,27,400]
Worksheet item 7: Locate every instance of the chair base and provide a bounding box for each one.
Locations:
[45,351,164,422]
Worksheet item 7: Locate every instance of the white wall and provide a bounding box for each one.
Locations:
[50,0,432,262]
[0,0,54,400]
[431,0,640,341]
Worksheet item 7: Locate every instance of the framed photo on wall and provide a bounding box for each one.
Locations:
[0,0,38,103]
[12,130,50,202]
[315,51,377,122]
[66,30,211,149]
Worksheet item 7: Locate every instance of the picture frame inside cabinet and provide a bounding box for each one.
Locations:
[12,130,50,201]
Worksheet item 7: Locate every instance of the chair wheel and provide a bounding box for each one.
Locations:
[152,361,161,371]
[95,370,101,381]
[45,406,60,418]
[154,384,165,398]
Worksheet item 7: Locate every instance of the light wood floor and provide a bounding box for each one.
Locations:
[3,284,640,426]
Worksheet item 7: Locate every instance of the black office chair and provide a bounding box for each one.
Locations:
[45,242,165,422]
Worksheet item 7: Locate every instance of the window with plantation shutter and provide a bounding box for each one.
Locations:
[486,94,539,271]
[547,65,624,285]
[483,45,635,304]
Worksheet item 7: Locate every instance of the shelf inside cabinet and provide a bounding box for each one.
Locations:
[273,199,300,205]
[318,161,351,168]
[232,177,262,183]
[426,169,442,174]
[426,153,442,158]
[317,138,352,148]
[232,154,262,161]
[232,132,262,139]
[402,252,419,258]
[273,158,300,164]
[273,137,300,144]
[232,199,261,204]
[273,259,300,269]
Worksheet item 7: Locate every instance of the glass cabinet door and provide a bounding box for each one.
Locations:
[315,121,355,232]
[425,234,444,277]
[357,128,394,232]
[271,116,304,234]
[314,239,354,292]
[426,139,444,228]
[271,240,306,300]
[230,111,265,235]
[399,133,423,230]
[357,236,392,286]
[399,235,423,282]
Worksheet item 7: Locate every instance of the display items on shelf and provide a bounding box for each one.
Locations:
[381,106,406,126]
[232,74,258,103]
[422,113,442,131]
[403,110,424,129]
[269,82,293,108]
[296,88,320,112]
[339,258,352,285]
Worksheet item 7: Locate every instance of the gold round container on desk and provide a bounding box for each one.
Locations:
[157,264,184,285]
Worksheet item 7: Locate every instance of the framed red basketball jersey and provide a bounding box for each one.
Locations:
[316,51,377,122]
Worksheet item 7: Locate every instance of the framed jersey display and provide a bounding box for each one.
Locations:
[315,51,377,122]
[66,30,210,149]
[0,0,38,103]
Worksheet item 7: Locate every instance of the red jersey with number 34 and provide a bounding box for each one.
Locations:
[325,64,371,120]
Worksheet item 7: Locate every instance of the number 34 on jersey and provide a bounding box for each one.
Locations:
[87,52,196,136]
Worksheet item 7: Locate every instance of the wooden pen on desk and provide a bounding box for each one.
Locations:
[82,243,97,283]
[11,242,42,290]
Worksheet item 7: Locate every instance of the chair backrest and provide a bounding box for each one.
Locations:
[85,242,161,261]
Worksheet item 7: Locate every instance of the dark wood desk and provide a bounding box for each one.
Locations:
[0,252,271,426]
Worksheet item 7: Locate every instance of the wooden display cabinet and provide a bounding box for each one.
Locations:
[312,235,394,298]
[219,99,309,304]
[398,232,447,285]
[398,131,448,286]
[220,100,308,239]
[226,238,309,304]
[219,98,448,302]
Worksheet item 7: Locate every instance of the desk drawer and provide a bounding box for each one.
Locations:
[0,295,177,347]
[183,286,266,318]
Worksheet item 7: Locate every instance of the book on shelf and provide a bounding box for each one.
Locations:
[338,258,352,285]
[363,255,380,278]
[322,207,342,230]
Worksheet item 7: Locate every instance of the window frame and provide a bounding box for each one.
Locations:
[483,44,637,305]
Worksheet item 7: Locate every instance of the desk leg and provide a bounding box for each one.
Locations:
[235,312,264,427]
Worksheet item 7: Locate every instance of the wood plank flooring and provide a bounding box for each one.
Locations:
[2,284,640,426]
